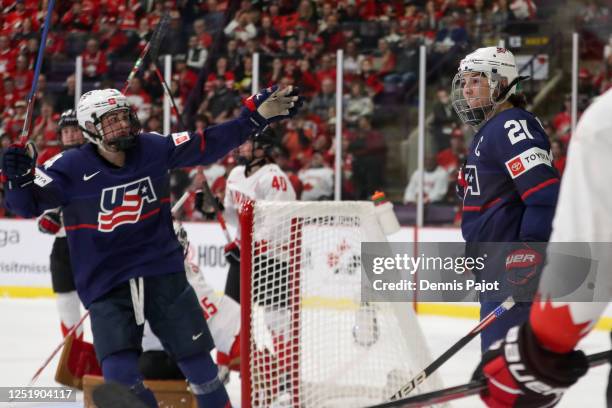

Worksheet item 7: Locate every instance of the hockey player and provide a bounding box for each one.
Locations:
[1,85,301,407]
[38,110,102,387]
[473,88,612,407]
[451,47,560,350]
[221,127,296,395]
[37,110,86,339]
[222,127,296,302]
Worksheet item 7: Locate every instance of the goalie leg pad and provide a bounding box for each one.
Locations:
[217,333,241,372]
[55,334,102,390]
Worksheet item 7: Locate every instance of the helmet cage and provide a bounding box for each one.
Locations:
[77,89,141,151]
[451,70,504,127]
[85,107,141,151]
[451,47,520,127]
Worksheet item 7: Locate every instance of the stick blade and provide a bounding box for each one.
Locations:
[148,12,171,65]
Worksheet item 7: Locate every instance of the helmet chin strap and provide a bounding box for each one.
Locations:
[105,134,136,151]
[494,75,530,103]
[245,157,269,177]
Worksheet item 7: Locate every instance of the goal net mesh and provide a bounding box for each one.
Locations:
[241,201,443,407]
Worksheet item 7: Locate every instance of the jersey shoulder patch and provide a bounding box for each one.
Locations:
[170,131,191,146]
[505,146,553,179]
[34,168,53,187]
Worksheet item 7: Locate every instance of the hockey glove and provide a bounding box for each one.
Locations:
[224,241,240,264]
[241,85,302,130]
[1,143,37,189]
[38,209,62,235]
[505,243,545,301]
[194,190,224,220]
[473,322,588,408]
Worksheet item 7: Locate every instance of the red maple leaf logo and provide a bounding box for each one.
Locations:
[531,294,592,353]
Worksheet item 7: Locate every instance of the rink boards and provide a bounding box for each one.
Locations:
[1,218,611,329]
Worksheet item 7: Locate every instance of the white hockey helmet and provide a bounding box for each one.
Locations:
[451,47,524,127]
[76,89,140,150]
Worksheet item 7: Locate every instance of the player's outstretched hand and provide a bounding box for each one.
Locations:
[473,323,587,408]
[1,143,37,189]
[242,85,303,129]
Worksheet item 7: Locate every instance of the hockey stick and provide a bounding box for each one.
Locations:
[389,297,515,400]
[28,190,191,386]
[200,175,232,243]
[29,311,89,385]
[19,0,56,144]
[369,349,611,408]
[147,58,233,244]
[121,12,169,94]
[151,64,185,128]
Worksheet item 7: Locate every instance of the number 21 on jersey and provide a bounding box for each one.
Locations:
[505,120,535,145]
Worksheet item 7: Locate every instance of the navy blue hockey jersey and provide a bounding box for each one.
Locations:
[4,118,256,305]
[459,108,560,242]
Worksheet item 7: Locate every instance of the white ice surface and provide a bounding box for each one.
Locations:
[0,298,608,407]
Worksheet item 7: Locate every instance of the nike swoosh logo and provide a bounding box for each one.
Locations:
[83,171,100,181]
[192,332,203,341]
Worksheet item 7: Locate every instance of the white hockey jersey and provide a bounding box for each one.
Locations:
[550,88,612,242]
[298,166,334,201]
[223,163,296,243]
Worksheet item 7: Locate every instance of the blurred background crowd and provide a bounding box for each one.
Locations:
[0,0,610,224]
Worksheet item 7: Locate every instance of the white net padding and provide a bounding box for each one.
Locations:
[241,201,443,408]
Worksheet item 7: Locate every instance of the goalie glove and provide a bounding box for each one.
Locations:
[473,323,588,408]
[38,209,62,235]
[1,143,37,189]
[241,85,302,131]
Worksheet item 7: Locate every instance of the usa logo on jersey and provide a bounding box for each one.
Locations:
[464,165,480,196]
[98,177,157,232]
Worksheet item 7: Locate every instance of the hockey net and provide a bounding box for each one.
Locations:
[240,201,443,408]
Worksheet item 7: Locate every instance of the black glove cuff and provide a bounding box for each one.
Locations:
[6,172,35,189]
[240,107,267,131]
[520,323,588,388]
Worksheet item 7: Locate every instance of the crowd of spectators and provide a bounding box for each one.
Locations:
[0,0,601,224]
